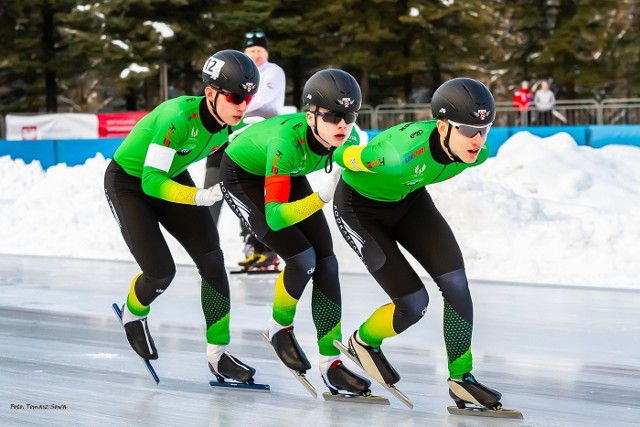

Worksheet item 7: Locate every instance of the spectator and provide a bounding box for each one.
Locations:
[534,79,556,126]
[241,28,286,118]
[513,80,532,125]
[204,28,286,273]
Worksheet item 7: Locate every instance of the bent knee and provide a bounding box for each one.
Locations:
[392,287,429,333]
[137,270,175,304]
[195,248,226,278]
[283,247,316,275]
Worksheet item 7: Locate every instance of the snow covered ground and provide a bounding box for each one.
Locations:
[1,131,638,289]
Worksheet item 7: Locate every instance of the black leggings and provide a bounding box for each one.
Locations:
[333,181,474,370]
[219,153,342,355]
[334,183,465,293]
[218,153,336,265]
[103,160,229,306]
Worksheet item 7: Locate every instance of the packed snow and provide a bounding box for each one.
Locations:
[1,131,638,289]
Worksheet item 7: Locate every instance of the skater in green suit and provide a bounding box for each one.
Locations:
[104,50,262,384]
[219,69,373,397]
[332,78,506,410]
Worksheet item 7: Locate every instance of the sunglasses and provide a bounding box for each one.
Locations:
[313,110,358,124]
[448,119,492,138]
[210,86,253,106]
[245,31,265,38]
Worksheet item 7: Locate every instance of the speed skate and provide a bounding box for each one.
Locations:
[208,366,270,393]
[447,404,523,419]
[333,339,413,408]
[447,378,523,419]
[111,303,160,384]
[261,332,388,404]
[260,331,317,398]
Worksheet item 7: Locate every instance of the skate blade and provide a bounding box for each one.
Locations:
[230,268,281,275]
[246,268,281,275]
[447,406,523,419]
[209,380,270,392]
[260,332,317,398]
[322,392,390,405]
[333,339,413,409]
[112,303,160,384]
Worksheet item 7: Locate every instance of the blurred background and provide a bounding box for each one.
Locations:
[1,1,638,114]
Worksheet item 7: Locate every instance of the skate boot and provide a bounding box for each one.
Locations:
[238,251,260,268]
[123,312,158,360]
[322,360,372,396]
[347,332,400,385]
[209,352,256,383]
[238,235,259,268]
[248,249,280,272]
[447,372,502,409]
[271,326,311,372]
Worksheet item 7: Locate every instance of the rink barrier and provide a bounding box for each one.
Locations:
[0,138,122,168]
[1,125,640,169]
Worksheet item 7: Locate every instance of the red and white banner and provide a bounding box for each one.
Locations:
[97,111,148,138]
[6,113,98,141]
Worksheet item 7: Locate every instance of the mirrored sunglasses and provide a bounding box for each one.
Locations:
[211,86,253,106]
[245,31,265,38]
[448,119,492,138]
[314,110,358,124]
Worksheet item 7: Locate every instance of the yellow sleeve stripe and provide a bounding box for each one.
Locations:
[342,145,373,172]
[265,192,325,231]
[153,178,199,205]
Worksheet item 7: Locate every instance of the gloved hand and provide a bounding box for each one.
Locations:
[317,166,344,203]
[194,184,223,206]
[229,116,265,142]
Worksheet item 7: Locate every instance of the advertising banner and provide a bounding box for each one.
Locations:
[5,113,98,140]
[97,111,148,138]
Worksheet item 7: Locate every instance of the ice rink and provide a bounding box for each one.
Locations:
[1,254,638,427]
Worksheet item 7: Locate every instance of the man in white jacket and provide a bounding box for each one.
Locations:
[204,28,287,271]
[242,29,286,119]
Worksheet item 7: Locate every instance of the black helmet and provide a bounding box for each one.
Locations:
[431,78,495,125]
[201,49,259,95]
[302,69,361,113]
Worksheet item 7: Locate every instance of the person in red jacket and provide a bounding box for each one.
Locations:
[513,80,532,125]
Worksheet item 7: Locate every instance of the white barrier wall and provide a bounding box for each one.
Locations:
[4,112,149,141]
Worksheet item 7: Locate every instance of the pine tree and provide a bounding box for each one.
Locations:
[1,1,638,114]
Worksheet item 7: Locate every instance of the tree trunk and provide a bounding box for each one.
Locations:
[41,4,57,112]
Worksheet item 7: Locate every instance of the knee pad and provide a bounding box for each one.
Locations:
[434,268,472,324]
[136,270,175,305]
[195,248,226,279]
[283,247,316,275]
[314,254,338,278]
[391,287,429,334]
[311,254,340,302]
[281,247,316,299]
